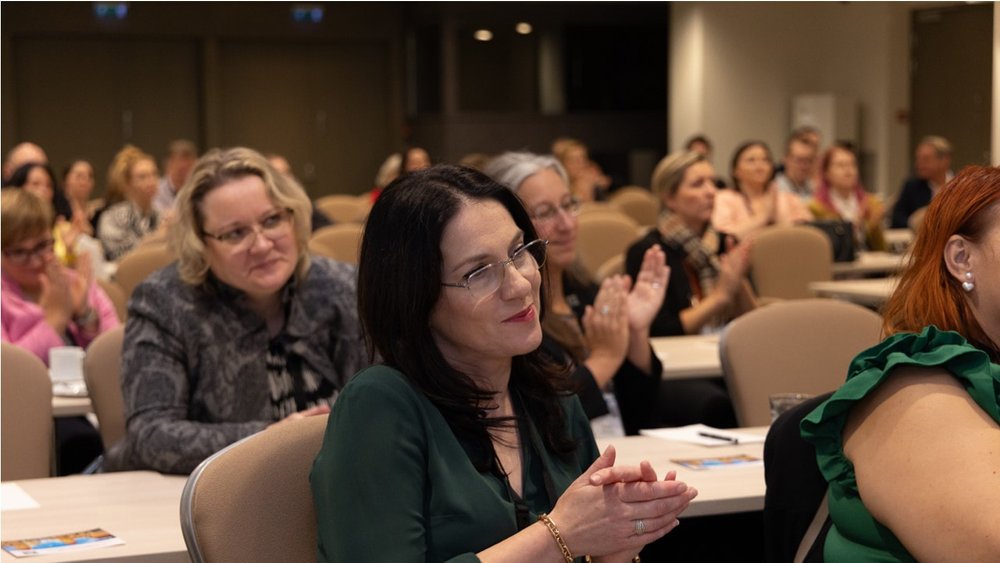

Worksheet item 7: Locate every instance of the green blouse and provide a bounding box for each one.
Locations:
[801,326,1000,561]
[310,365,600,563]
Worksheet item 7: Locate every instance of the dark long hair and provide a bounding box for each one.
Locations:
[5,162,73,221]
[357,164,577,469]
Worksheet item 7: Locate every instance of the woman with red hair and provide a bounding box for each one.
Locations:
[801,166,1000,560]
[808,142,887,251]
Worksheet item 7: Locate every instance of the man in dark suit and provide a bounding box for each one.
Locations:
[890,136,952,229]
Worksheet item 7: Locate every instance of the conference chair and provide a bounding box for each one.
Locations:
[750,225,832,300]
[314,194,370,224]
[82,326,126,451]
[594,253,626,282]
[763,392,833,563]
[308,223,365,264]
[114,242,175,298]
[908,205,928,232]
[577,200,621,216]
[1,342,54,480]
[180,414,329,563]
[576,212,643,283]
[96,278,128,322]
[719,298,882,427]
[609,186,660,227]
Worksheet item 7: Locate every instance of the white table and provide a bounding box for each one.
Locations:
[1,471,188,562]
[883,228,914,252]
[809,277,898,307]
[831,251,906,277]
[596,427,768,517]
[650,334,722,380]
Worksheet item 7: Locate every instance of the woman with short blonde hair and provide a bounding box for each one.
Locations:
[107,146,366,474]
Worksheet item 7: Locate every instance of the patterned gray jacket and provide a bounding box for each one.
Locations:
[105,256,367,474]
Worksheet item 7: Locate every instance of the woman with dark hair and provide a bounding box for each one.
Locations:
[4,162,73,220]
[485,151,667,436]
[62,159,97,225]
[712,140,810,239]
[312,165,696,562]
[808,142,887,251]
[802,166,1000,560]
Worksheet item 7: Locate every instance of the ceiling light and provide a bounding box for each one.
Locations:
[515,22,533,35]
[473,29,493,42]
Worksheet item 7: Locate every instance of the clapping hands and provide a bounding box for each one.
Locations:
[548,446,697,561]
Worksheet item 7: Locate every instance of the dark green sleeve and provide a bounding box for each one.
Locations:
[310,368,481,563]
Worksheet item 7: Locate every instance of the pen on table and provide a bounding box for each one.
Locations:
[698,431,739,444]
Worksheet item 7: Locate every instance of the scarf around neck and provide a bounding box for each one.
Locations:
[656,211,721,297]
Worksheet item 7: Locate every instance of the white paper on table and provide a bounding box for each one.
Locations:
[640,424,766,446]
[1,483,40,511]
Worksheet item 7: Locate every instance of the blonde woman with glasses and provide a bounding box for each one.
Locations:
[104,147,367,474]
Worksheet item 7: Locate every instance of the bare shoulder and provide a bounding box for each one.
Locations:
[842,364,1000,560]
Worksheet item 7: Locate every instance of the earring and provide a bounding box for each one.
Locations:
[962,271,975,292]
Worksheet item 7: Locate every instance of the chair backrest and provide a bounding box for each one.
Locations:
[908,205,928,232]
[719,298,882,426]
[314,195,370,224]
[750,225,833,300]
[114,243,176,297]
[576,212,643,282]
[763,392,833,563]
[180,414,329,563]
[577,200,621,215]
[82,326,126,450]
[595,253,626,282]
[1,342,54,480]
[308,223,365,264]
[609,186,660,227]
[96,278,128,322]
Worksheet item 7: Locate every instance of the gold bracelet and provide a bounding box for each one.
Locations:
[538,513,574,563]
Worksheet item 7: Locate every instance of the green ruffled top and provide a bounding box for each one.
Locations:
[800,326,1000,562]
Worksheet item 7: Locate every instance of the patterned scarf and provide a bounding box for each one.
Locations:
[656,211,722,297]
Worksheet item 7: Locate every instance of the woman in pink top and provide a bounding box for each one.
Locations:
[1,189,119,364]
[712,140,811,239]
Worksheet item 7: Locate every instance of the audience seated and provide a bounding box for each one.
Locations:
[773,132,818,202]
[552,137,613,202]
[97,145,166,261]
[712,141,811,239]
[105,147,367,474]
[312,164,696,561]
[5,163,108,281]
[627,151,756,338]
[61,158,98,233]
[625,151,751,427]
[1,189,118,473]
[401,145,432,174]
[890,135,952,229]
[486,152,667,436]
[801,165,1000,560]
[2,141,48,182]
[808,142,887,251]
[368,152,401,203]
[152,139,198,214]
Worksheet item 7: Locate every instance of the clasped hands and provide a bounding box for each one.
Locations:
[547,445,697,562]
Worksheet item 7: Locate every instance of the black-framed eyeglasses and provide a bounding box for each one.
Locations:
[2,238,55,264]
[203,208,293,249]
[530,198,580,223]
[441,239,548,299]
